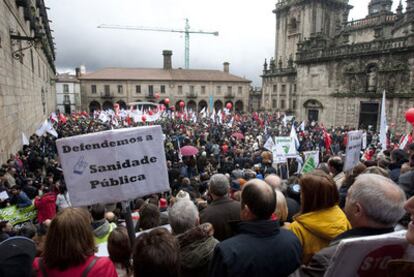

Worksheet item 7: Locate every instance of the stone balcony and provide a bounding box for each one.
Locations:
[186,91,197,98]
[100,92,114,99]
[296,36,413,64]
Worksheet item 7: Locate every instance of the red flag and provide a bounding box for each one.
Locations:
[323,128,332,153]
[59,113,67,124]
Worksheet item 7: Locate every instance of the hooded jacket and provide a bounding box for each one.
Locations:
[288,205,351,264]
[92,219,117,244]
[34,192,57,223]
[177,223,219,277]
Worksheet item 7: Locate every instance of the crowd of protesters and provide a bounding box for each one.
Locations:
[0,110,414,276]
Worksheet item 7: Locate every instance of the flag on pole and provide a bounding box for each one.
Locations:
[379,90,388,150]
[22,133,29,146]
[400,133,412,150]
[263,136,275,151]
[300,121,306,132]
[290,124,300,150]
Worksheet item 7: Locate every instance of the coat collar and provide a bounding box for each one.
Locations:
[236,220,280,237]
[330,227,395,246]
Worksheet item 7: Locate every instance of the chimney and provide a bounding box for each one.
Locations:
[163,50,173,70]
[75,67,81,78]
[223,62,230,73]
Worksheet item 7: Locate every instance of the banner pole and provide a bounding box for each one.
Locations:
[121,201,135,246]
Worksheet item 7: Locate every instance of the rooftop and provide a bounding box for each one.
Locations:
[78,67,251,83]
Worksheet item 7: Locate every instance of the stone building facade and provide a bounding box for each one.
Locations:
[79,51,251,113]
[56,73,81,114]
[0,0,56,163]
[262,0,414,132]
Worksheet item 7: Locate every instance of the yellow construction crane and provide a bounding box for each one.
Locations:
[98,19,219,69]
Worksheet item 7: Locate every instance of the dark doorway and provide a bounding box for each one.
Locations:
[308,109,319,122]
[359,102,379,130]
[64,104,71,114]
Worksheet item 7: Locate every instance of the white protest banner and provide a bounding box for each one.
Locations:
[275,137,297,158]
[343,130,363,172]
[272,144,287,164]
[0,191,9,201]
[56,125,169,207]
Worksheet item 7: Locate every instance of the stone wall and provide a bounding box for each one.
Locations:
[0,0,56,163]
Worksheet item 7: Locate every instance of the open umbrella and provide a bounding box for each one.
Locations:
[180,145,199,156]
[232,132,244,140]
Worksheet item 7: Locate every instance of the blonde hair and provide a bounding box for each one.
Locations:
[275,190,288,223]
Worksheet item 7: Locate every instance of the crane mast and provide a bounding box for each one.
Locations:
[98,19,219,69]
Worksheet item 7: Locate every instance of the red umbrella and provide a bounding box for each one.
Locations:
[232,132,244,140]
[180,145,199,156]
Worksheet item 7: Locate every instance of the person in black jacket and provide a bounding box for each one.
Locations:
[208,179,302,277]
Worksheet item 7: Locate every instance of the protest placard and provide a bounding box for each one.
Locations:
[344,130,363,172]
[274,137,297,158]
[301,151,319,173]
[0,205,37,225]
[56,125,169,207]
[272,143,287,164]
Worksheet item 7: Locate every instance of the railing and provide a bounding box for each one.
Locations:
[100,92,113,99]
[345,14,397,30]
[224,92,235,99]
[297,37,409,63]
[186,91,197,98]
[263,66,297,76]
[145,92,155,99]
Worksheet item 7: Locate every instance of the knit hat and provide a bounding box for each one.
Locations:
[175,190,190,202]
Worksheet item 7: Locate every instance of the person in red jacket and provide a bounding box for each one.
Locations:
[32,208,117,277]
[34,186,57,224]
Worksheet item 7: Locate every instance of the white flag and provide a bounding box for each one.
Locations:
[98,112,109,123]
[300,121,306,131]
[290,125,300,150]
[263,136,275,151]
[379,90,388,150]
[46,121,58,137]
[22,133,29,146]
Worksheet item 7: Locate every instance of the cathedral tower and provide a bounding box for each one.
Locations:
[273,0,351,66]
[368,0,393,15]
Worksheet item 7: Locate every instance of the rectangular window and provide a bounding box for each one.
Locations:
[148,85,154,95]
[104,85,110,95]
[272,99,277,108]
[273,85,277,93]
[91,85,97,94]
[63,84,69,93]
[294,84,297,93]
[201,86,206,95]
[190,86,194,93]
[136,85,141,93]
[293,100,297,109]
[64,95,70,102]
[238,86,242,95]
[216,86,221,94]
[161,85,166,93]
[281,99,285,109]
[178,85,183,95]
[227,86,232,94]
[117,85,123,94]
[281,85,286,93]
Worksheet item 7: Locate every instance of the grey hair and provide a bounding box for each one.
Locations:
[209,174,230,196]
[168,200,199,235]
[348,174,406,227]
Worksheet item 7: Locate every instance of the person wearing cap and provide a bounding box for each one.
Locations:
[208,179,302,277]
[200,174,240,241]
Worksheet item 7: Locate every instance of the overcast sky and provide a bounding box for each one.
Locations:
[46,0,405,86]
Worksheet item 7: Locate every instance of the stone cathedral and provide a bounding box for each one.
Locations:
[261,0,414,132]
